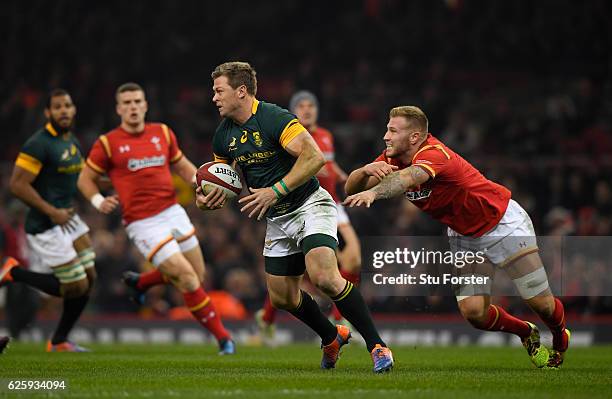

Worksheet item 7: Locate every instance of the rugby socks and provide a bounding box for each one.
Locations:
[332,281,386,352]
[539,297,567,351]
[330,303,343,322]
[289,290,337,346]
[183,287,231,342]
[480,304,531,338]
[331,270,361,321]
[136,269,167,290]
[10,267,61,297]
[262,294,277,324]
[51,295,89,344]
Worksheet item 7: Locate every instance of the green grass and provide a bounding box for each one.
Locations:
[1,343,611,398]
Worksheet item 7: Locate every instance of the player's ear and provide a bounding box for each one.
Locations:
[409,131,420,144]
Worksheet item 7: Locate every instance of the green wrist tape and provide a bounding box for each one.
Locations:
[271,185,283,199]
[279,179,290,194]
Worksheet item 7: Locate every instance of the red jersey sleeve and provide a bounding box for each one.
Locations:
[162,124,183,164]
[86,136,111,174]
[412,145,451,179]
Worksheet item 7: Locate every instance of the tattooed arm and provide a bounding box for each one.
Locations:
[373,165,430,199]
[344,165,430,207]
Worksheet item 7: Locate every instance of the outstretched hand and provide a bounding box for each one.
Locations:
[343,191,376,208]
[238,187,278,220]
[363,161,398,181]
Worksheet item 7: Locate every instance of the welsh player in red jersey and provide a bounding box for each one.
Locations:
[255,91,362,343]
[345,106,569,369]
[78,82,235,354]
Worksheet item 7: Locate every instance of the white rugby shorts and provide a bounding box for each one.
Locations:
[125,204,198,266]
[28,214,90,271]
[264,187,338,257]
[448,199,539,301]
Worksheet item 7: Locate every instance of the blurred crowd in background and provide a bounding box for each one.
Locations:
[1,0,611,328]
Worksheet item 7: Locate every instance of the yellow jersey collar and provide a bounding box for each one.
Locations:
[45,122,59,137]
[251,98,259,115]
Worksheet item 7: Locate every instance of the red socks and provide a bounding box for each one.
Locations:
[183,287,231,342]
[262,294,277,324]
[340,270,360,286]
[480,304,531,338]
[136,269,167,290]
[540,297,567,351]
[541,297,565,333]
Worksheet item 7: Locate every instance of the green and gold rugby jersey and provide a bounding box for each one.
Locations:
[15,123,84,234]
[212,99,319,218]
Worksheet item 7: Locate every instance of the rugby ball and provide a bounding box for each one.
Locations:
[196,162,242,200]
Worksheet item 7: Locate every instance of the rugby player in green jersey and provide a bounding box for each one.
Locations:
[0,89,96,352]
[196,62,393,372]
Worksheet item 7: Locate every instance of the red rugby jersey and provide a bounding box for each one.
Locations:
[86,123,183,224]
[311,126,339,202]
[374,134,511,237]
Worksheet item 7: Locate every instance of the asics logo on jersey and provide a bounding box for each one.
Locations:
[240,130,248,143]
[127,155,166,171]
[119,145,131,153]
[405,189,432,201]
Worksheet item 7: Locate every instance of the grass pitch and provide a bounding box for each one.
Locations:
[1,343,611,398]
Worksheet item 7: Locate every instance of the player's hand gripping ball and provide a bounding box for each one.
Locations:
[195,162,242,210]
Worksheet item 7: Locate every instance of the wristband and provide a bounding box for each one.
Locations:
[90,193,105,210]
[271,185,284,199]
[279,179,290,195]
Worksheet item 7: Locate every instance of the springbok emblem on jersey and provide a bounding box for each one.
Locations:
[151,136,162,151]
[61,144,78,160]
[229,136,237,151]
[252,131,263,147]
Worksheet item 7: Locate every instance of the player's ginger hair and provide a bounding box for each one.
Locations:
[211,62,257,96]
[390,106,429,137]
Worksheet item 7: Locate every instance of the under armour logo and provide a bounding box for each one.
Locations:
[519,242,527,248]
[119,145,131,153]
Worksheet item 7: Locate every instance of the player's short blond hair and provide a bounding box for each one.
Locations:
[389,106,429,133]
[211,62,257,96]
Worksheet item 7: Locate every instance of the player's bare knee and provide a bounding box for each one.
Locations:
[62,279,89,299]
[174,270,200,292]
[528,295,555,318]
[343,253,361,273]
[312,276,340,297]
[85,268,97,290]
[269,294,298,310]
[458,301,488,326]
